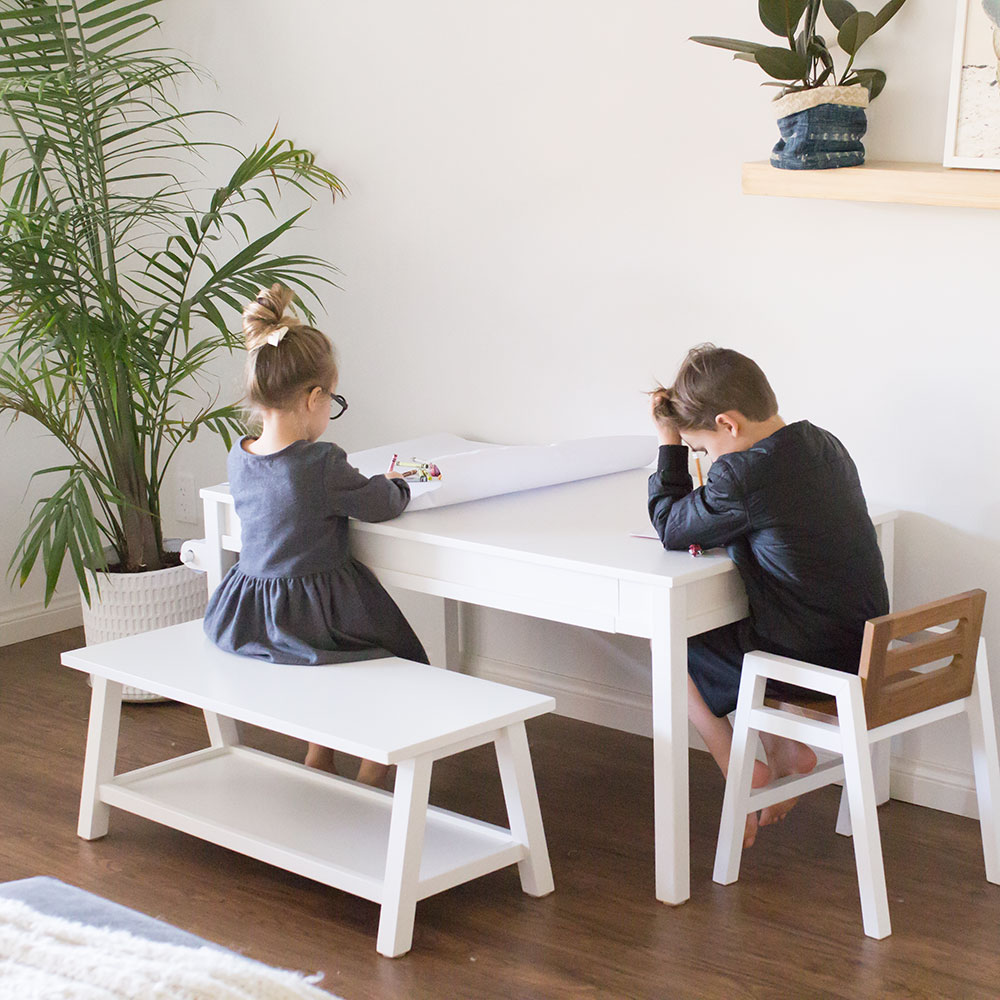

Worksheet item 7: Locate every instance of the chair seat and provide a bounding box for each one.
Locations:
[764,692,838,722]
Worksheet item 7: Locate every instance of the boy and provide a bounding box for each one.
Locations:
[648,344,888,847]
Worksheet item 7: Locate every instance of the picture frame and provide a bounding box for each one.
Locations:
[944,0,1000,169]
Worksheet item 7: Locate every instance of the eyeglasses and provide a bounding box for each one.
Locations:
[316,388,349,420]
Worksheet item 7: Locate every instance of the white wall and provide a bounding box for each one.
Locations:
[4,1,997,815]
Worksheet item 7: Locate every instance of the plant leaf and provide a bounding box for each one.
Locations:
[754,46,811,81]
[846,67,887,99]
[690,36,765,56]
[822,0,857,30]
[838,11,877,55]
[874,0,907,32]
[758,0,810,40]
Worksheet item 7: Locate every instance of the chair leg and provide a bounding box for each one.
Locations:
[838,679,891,939]
[713,670,767,885]
[494,722,554,897]
[835,786,852,838]
[836,741,891,838]
[967,638,1000,884]
[377,755,432,958]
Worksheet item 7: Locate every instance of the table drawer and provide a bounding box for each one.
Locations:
[352,534,620,631]
[618,571,747,639]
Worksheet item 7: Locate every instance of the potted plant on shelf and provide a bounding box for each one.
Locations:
[691,0,909,169]
[0,0,340,697]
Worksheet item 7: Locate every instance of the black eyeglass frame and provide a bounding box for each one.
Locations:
[315,387,349,420]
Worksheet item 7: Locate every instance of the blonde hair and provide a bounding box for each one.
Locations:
[653,343,778,431]
[242,284,338,414]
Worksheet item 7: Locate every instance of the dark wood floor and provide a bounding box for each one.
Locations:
[3,628,1000,999]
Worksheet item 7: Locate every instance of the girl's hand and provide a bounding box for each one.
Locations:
[650,388,682,446]
[386,471,404,480]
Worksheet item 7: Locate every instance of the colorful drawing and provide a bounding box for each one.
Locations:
[394,458,442,482]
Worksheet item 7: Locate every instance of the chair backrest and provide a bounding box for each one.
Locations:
[859,589,986,729]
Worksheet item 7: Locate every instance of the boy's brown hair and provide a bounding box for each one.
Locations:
[655,343,778,431]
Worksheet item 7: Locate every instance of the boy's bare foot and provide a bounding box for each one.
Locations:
[758,735,817,827]
[744,759,772,848]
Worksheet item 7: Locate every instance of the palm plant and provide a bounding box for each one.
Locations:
[692,0,909,100]
[0,0,343,604]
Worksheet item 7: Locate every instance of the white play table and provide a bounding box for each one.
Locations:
[201,467,897,905]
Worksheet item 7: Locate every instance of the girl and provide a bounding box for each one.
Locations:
[203,284,428,786]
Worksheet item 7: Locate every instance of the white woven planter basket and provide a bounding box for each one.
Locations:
[772,83,869,119]
[80,540,208,703]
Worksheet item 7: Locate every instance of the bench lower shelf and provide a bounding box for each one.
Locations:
[100,745,525,904]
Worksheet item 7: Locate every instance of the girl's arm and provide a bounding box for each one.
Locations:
[325,447,411,522]
[648,445,750,550]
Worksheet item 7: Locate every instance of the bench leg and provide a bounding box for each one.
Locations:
[204,711,240,747]
[377,755,432,958]
[495,722,554,897]
[78,677,123,840]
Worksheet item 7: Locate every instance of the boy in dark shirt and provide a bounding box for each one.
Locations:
[648,344,888,846]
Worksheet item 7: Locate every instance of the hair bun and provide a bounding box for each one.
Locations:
[651,385,676,421]
[243,283,297,351]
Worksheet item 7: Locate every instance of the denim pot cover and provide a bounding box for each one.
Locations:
[771,103,867,170]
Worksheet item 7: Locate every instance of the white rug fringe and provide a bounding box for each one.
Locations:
[0,897,337,1000]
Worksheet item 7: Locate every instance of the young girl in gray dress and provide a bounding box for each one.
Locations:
[203,284,427,785]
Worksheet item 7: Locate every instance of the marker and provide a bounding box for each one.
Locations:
[388,453,398,474]
[695,457,704,488]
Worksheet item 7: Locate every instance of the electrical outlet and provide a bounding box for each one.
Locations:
[176,472,197,524]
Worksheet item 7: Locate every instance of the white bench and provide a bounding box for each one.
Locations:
[63,582,555,959]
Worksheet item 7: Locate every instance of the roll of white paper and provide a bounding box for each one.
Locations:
[349,433,657,511]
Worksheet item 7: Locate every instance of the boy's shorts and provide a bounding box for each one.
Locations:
[687,621,756,718]
[688,621,860,718]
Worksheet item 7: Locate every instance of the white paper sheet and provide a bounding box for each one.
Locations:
[348,433,657,511]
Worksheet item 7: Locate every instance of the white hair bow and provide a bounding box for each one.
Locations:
[266,326,289,347]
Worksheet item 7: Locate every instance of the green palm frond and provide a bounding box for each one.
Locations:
[0,0,343,600]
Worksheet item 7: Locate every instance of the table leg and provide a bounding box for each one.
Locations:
[377,755,433,957]
[78,676,123,840]
[875,518,894,612]
[443,598,462,671]
[650,587,690,905]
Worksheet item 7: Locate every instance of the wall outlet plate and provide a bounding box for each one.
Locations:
[177,472,197,524]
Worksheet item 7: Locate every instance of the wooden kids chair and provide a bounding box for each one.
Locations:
[713,589,1000,939]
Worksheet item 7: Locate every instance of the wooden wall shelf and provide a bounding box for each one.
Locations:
[742,160,1000,210]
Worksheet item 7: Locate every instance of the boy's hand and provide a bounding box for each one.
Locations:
[650,388,682,446]
[386,471,404,480]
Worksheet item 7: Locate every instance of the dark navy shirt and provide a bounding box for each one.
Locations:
[648,421,889,670]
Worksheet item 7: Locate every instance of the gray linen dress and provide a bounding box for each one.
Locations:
[203,438,428,665]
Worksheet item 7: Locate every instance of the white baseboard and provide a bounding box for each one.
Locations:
[469,654,655,738]
[0,593,83,647]
[469,654,976,818]
[889,754,978,819]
